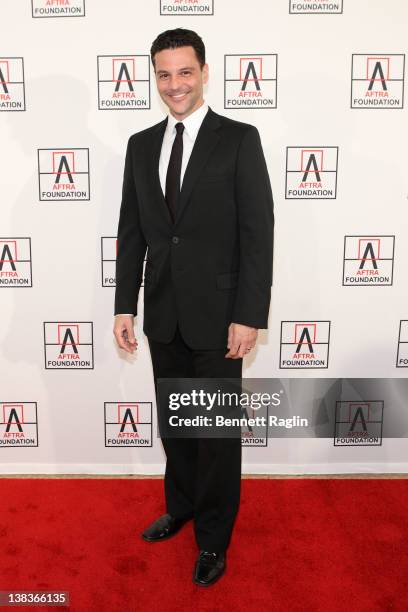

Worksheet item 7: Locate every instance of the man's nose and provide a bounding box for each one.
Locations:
[168,75,181,91]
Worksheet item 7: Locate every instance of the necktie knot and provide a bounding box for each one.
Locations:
[175,122,184,135]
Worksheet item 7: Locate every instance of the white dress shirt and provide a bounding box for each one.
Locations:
[158,101,209,194]
[116,102,209,317]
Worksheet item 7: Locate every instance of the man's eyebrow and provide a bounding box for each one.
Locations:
[156,66,196,74]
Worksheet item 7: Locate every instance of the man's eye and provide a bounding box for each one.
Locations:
[182,71,191,76]
[159,74,168,80]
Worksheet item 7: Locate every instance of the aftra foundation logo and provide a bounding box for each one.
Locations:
[97,56,150,110]
[37,148,90,201]
[396,321,408,368]
[0,238,32,287]
[101,237,117,287]
[343,236,395,286]
[43,322,94,369]
[241,404,268,447]
[105,402,153,447]
[334,401,383,446]
[285,147,338,199]
[289,0,343,14]
[351,54,405,108]
[280,321,331,369]
[160,0,214,15]
[0,403,38,447]
[101,237,147,287]
[0,58,25,111]
[31,0,85,18]
[224,54,277,109]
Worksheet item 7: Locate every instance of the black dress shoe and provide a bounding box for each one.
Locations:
[141,513,190,542]
[193,550,226,586]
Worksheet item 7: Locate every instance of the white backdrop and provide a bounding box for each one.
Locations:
[1,0,407,475]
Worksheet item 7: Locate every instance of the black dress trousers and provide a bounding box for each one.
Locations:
[147,323,243,553]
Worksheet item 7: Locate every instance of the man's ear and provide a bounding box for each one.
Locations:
[202,63,209,85]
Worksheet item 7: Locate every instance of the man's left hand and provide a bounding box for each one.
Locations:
[225,323,258,359]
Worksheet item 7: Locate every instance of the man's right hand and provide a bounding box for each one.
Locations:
[113,315,137,354]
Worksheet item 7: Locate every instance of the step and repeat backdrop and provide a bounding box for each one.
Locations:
[1,0,407,474]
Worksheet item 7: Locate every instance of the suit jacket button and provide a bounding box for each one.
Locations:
[172,236,180,244]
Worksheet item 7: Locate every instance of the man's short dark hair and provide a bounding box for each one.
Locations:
[150,28,206,69]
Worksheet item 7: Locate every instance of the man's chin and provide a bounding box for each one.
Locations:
[169,104,192,118]
[164,95,200,118]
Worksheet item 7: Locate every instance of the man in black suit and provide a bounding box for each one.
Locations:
[113,28,274,586]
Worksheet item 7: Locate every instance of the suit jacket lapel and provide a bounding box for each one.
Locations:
[174,108,221,227]
[148,116,172,225]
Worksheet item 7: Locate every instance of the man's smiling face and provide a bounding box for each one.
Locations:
[154,45,209,120]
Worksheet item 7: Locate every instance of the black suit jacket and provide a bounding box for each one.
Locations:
[114,107,274,349]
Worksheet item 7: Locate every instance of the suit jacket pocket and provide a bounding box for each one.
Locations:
[216,271,239,290]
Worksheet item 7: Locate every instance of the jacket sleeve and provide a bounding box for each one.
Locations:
[231,126,274,329]
[114,136,147,316]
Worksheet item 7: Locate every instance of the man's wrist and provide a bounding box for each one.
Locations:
[114,313,134,317]
[231,321,258,330]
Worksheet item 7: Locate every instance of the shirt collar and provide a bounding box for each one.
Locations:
[166,102,209,141]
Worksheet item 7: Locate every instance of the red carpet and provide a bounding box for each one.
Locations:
[0,478,407,611]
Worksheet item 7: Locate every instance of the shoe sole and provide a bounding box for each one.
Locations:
[141,521,189,543]
[192,565,226,587]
